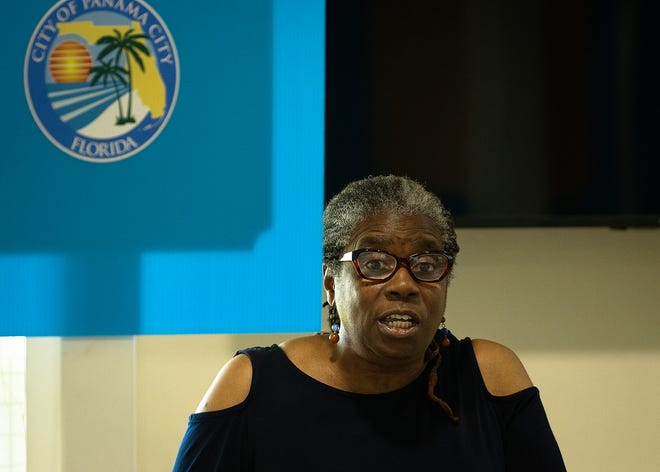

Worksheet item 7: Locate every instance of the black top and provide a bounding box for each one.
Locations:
[173,336,566,471]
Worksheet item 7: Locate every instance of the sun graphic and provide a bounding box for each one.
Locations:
[48,40,92,83]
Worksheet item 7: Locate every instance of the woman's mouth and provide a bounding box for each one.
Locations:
[381,313,416,329]
[378,313,420,337]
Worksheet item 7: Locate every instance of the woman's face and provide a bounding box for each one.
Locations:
[324,210,450,365]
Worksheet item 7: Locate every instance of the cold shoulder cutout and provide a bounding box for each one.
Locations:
[195,353,253,413]
[471,338,533,396]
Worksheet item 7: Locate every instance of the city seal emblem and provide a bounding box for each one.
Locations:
[24,0,179,163]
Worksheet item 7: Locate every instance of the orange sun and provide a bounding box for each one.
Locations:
[49,40,92,83]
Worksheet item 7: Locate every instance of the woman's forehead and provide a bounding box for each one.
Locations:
[349,211,444,246]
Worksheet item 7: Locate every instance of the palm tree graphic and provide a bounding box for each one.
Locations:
[88,59,129,122]
[94,28,151,125]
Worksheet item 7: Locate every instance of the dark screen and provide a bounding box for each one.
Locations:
[325,0,660,227]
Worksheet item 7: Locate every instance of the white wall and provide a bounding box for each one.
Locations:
[26,337,135,472]
[27,227,660,471]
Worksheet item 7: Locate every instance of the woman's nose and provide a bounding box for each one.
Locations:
[385,264,420,299]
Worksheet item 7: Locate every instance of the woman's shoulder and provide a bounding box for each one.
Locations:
[279,333,327,356]
[194,352,254,413]
[470,338,533,396]
[194,335,323,414]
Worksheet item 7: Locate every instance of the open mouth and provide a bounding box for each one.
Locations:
[379,313,418,330]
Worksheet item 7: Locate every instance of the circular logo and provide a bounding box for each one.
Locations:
[24,0,179,163]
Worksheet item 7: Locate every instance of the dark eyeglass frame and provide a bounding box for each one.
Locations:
[339,248,454,283]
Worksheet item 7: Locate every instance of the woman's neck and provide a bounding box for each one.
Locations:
[328,340,427,394]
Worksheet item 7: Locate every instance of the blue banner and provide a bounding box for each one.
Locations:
[0,0,324,336]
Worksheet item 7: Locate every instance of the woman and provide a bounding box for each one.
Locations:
[173,175,566,471]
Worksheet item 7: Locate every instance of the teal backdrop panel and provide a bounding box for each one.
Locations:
[0,0,325,336]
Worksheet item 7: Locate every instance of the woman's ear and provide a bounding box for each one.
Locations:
[322,264,336,305]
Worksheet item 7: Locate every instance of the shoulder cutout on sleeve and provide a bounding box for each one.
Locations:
[471,339,533,396]
[195,353,253,413]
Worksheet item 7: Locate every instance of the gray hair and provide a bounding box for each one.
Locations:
[323,175,459,271]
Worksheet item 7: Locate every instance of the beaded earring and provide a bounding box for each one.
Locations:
[328,304,340,344]
[439,319,450,348]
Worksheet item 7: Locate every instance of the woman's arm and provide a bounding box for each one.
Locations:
[172,353,254,471]
[472,338,566,471]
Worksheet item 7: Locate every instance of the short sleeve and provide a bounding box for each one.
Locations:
[172,407,249,472]
[492,387,567,472]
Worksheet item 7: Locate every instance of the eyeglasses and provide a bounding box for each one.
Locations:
[339,248,454,283]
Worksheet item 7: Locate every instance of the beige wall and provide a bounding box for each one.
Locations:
[27,227,660,471]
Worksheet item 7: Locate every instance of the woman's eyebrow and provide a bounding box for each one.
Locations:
[416,238,445,250]
[357,235,443,250]
[356,234,394,249]
[356,235,392,247]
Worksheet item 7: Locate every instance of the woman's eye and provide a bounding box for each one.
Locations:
[364,260,385,270]
[361,254,395,274]
[416,262,436,273]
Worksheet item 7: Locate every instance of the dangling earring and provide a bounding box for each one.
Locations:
[328,304,340,344]
[439,319,450,348]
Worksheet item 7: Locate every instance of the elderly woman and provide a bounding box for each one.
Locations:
[173,175,566,471]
